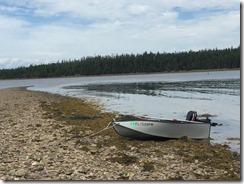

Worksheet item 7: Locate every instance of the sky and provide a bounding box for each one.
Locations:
[0,0,241,69]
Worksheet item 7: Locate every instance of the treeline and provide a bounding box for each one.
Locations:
[0,46,240,79]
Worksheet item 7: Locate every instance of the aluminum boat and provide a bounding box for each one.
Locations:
[112,111,217,139]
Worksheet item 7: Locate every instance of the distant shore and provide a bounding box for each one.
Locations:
[86,68,241,80]
[87,68,241,77]
[0,68,240,81]
[0,87,240,180]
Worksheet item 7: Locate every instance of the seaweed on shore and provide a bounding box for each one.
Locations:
[39,95,240,180]
[164,139,240,180]
[198,113,217,118]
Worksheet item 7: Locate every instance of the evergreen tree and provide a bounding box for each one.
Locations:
[0,46,240,79]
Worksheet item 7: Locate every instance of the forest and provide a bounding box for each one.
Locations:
[0,46,240,79]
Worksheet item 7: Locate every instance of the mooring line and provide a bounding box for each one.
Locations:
[80,121,116,140]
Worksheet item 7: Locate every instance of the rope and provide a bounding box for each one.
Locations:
[80,121,116,140]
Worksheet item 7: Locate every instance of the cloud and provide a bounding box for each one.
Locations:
[0,0,240,69]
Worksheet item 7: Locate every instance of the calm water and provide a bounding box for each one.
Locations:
[0,70,240,152]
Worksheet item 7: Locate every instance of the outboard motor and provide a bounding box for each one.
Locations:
[186,111,198,121]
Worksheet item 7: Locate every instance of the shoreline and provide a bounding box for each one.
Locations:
[0,87,240,180]
[0,68,240,81]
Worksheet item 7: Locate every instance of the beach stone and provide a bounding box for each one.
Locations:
[67,170,74,176]
[36,123,42,127]
[31,161,39,166]
[40,158,50,165]
[9,169,16,176]
[32,166,44,172]
[102,149,111,156]
[130,147,138,151]
[87,146,98,154]
[32,155,42,161]
[188,171,197,180]
[77,166,89,174]
[0,167,6,172]
[110,146,117,150]
[15,169,28,177]
[29,173,42,179]
[31,135,41,142]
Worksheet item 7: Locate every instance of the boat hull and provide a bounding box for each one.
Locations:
[112,118,211,139]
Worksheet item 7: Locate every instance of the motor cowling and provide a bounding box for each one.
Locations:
[186,111,197,121]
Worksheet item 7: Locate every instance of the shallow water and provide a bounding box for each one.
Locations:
[0,70,240,152]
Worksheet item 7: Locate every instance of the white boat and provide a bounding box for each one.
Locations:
[112,111,217,139]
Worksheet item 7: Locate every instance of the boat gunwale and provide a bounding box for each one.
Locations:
[113,117,211,125]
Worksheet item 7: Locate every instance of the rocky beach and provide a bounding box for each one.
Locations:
[0,87,240,180]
